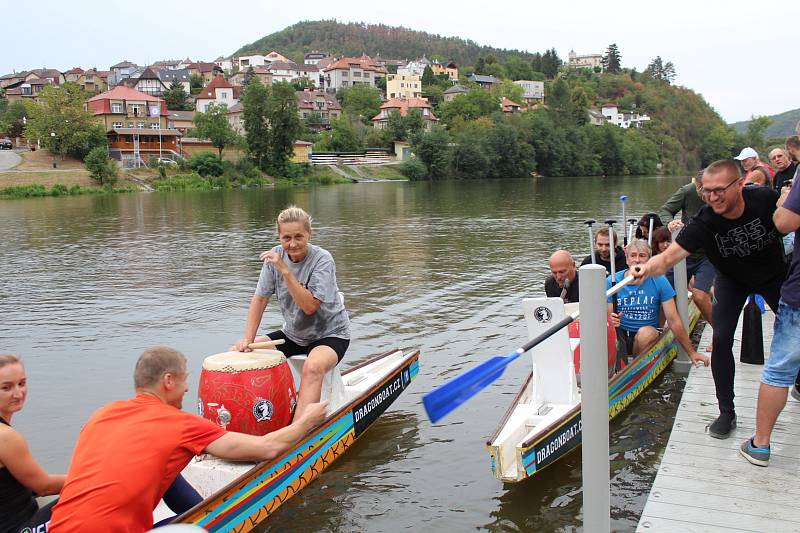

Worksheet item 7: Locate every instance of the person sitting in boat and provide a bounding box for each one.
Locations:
[634,213,664,241]
[0,354,65,533]
[544,250,580,303]
[580,227,628,275]
[48,347,326,533]
[607,240,709,367]
[235,205,350,419]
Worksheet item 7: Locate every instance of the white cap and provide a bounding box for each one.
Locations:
[734,147,758,160]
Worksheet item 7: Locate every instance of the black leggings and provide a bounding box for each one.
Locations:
[711,273,783,412]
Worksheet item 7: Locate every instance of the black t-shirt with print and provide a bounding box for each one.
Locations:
[675,186,787,288]
[544,274,580,303]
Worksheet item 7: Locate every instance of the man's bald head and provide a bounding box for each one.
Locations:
[769,148,792,171]
[549,250,577,287]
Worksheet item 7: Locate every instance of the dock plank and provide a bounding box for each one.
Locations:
[638,311,800,531]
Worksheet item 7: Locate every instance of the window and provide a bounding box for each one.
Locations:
[137,122,145,129]
[341,81,349,87]
[111,102,123,113]
[112,121,123,129]
[128,122,134,128]
[363,72,370,78]
[204,104,210,112]
[129,104,141,116]
[342,71,348,77]
[221,91,227,99]
[353,71,362,77]
[150,123,160,129]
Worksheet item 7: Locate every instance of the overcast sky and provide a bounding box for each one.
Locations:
[2,0,796,123]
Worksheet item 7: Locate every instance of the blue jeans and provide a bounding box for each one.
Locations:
[762,300,800,387]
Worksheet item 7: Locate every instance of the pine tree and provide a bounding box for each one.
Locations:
[603,44,622,74]
[164,79,189,110]
[422,65,436,87]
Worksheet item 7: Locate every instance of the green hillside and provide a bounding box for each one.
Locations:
[234,20,538,65]
[731,108,800,137]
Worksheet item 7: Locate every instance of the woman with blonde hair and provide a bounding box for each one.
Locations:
[236,206,350,419]
[0,354,65,533]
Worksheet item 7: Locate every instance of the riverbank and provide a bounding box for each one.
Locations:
[0,164,408,198]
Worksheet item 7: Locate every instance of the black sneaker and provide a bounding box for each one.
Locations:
[708,411,736,439]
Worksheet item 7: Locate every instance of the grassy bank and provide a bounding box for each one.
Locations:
[0,183,137,199]
[0,163,408,199]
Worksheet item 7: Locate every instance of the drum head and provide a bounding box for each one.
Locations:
[203,350,286,371]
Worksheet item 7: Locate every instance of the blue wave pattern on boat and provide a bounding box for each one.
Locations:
[516,308,698,479]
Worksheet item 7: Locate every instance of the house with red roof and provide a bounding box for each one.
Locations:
[187,62,223,84]
[87,86,181,163]
[4,78,55,103]
[296,89,341,130]
[322,55,387,92]
[371,98,438,130]
[77,69,109,93]
[501,97,524,113]
[195,75,240,112]
[64,67,84,83]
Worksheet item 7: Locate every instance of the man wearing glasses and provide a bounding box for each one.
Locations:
[631,159,787,439]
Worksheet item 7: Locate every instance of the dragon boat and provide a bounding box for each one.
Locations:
[486,296,699,482]
[154,347,419,531]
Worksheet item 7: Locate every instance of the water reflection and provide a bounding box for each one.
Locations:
[261,411,423,533]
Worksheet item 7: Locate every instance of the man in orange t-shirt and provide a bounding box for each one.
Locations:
[49,346,326,533]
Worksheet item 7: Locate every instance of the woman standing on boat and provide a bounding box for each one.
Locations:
[0,354,65,533]
[236,206,350,418]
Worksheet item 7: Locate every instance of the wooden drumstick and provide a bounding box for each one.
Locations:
[248,339,286,349]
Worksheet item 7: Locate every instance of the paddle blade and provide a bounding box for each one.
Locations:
[423,352,519,423]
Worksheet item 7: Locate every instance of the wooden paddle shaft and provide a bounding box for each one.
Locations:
[248,339,286,349]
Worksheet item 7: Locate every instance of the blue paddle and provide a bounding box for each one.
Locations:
[423,274,635,423]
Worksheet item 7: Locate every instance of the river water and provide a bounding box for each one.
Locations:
[0,176,695,532]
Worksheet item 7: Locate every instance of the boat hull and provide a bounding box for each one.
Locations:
[488,303,700,482]
[176,349,420,531]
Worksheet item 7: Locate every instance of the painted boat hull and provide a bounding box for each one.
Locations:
[487,302,700,482]
[175,348,420,531]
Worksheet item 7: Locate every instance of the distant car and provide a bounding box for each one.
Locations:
[0,139,12,150]
[155,157,177,166]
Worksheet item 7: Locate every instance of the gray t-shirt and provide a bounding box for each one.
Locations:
[255,243,350,344]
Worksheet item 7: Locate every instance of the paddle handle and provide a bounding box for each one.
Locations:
[248,339,286,349]
[518,274,634,354]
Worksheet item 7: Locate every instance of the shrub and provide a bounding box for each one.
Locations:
[399,158,428,181]
[51,184,69,196]
[188,152,224,177]
[84,147,119,185]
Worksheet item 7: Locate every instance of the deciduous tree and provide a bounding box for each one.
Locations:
[84,146,118,185]
[242,78,270,168]
[24,83,107,160]
[194,102,238,159]
[340,84,382,124]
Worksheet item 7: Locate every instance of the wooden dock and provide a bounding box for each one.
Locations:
[637,311,800,532]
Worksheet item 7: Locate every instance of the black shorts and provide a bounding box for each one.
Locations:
[619,329,637,356]
[266,331,349,364]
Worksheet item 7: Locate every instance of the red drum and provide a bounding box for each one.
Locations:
[567,319,617,374]
[198,350,297,435]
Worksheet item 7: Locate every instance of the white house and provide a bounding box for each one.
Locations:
[568,50,604,70]
[513,80,545,103]
[600,103,651,128]
[265,62,320,86]
[322,55,386,91]
[398,56,432,77]
[195,75,239,112]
